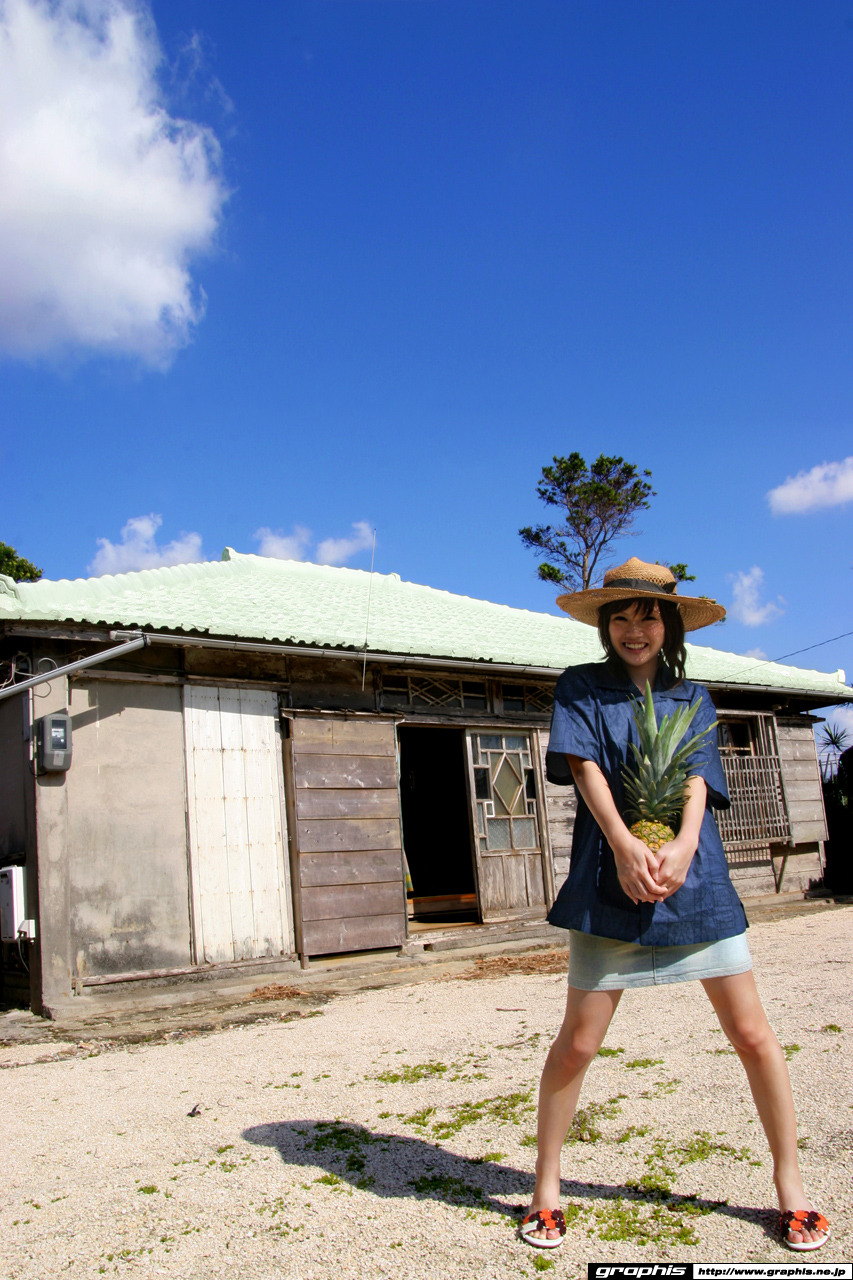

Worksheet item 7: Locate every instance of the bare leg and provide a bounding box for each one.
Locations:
[527,985,622,1240]
[702,971,826,1248]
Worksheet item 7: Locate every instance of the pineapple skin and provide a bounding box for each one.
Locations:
[629,818,675,853]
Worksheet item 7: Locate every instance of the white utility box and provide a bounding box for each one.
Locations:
[0,866,26,942]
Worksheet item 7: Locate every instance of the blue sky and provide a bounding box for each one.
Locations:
[1,0,851,727]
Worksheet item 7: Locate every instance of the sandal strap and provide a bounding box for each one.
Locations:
[522,1208,566,1235]
[781,1210,829,1234]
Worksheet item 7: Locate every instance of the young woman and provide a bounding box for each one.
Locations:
[520,558,829,1253]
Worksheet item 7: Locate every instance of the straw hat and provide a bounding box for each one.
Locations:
[556,557,726,632]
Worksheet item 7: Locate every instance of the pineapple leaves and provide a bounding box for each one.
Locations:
[621,681,717,826]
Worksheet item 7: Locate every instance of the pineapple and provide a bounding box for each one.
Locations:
[621,681,716,853]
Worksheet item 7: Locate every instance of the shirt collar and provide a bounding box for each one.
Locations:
[597,660,693,701]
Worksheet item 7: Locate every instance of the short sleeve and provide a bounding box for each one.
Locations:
[683,685,730,810]
[545,666,603,785]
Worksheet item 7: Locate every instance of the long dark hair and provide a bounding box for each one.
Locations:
[597,597,687,685]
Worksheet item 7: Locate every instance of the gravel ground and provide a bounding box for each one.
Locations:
[1,907,851,1279]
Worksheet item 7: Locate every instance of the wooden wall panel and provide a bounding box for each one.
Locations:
[294,755,398,790]
[301,882,402,922]
[291,719,396,754]
[301,914,405,955]
[299,850,402,887]
[296,817,401,854]
[538,731,576,894]
[776,719,827,846]
[289,714,406,956]
[296,788,400,819]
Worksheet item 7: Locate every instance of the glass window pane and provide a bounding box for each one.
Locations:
[493,757,522,813]
[504,734,527,750]
[492,789,509,815]
[474,768,490,800]
[503,694,524,712]
[488,818,510,849]
[479,734,502,750]
[525,769,536,800]
[462,681,487,709]
[512,817,536,847]
[477,806,485,835]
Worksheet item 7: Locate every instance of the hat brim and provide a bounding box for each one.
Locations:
[555,586,726,632]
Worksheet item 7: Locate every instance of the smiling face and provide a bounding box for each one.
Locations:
[606,601,666,688]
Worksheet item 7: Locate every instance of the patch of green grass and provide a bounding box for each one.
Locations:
[591,1195,708,1247]
[431,1089,534,1139]
[822,1024,842,1034]
[597,1046,625,1058]
[374,1060,449,1084]
[303,1120,381,1177]
[315,1173,344,1186]
[633,1132,757,1194]
[641,1078,680,1098]
[533,1255,556,1271]
[568,1095,626,1143]
[401,1106,437,1129]
[216,1145,234,1154]
[705,1047,735,1055]
[410,1174,486,1205]
[137,1185,158,1195]
[471,1151,505,1164]
[624,1057,664,1069]
[520,1133,538,1147]
[782,1043,801,1061]
[615,1124,650,1144]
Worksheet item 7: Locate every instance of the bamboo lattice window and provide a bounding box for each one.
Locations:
[715,716,791,860]
[382,674,488,711]
[500,682,553,713]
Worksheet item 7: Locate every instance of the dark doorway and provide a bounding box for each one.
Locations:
[398,726,478,922]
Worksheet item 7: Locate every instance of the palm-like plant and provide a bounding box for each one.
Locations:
[817,724,851,782]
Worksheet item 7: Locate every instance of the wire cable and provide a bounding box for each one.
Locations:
[724,629,853,681]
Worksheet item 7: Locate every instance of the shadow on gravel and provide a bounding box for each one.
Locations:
[243,1118,774,1239]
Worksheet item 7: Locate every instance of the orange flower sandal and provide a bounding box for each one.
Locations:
[781,1209,830,1252]
[519,1208,566,1249]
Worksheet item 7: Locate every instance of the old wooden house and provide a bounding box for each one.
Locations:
[1,550,849,1016]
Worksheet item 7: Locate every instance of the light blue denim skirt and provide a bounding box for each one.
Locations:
[568,929,753,991]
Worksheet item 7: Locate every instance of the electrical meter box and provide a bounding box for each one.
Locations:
[36,711,72,772]
[0,866,26,942]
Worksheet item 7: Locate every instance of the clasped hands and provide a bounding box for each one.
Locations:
[613,833,696,904]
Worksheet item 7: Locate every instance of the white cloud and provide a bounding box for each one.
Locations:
[728,566,785,627]
[89,514,204,574]
[743,647,767,660]
[0,0,228,366]
[253,525,312,561]
[767,457,853,514]
[316,521,374,566]
[823,705,853,739]
[253,521,374,566]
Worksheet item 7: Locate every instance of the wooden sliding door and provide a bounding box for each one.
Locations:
[287,715,406,956]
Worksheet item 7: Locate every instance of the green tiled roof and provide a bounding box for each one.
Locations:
[1,549,850,700]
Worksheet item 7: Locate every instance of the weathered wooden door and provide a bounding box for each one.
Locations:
[466,730,548,921]
[184,686,294,963]
[287,715,407,956]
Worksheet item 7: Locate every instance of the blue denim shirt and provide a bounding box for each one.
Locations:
[546,662,748,946]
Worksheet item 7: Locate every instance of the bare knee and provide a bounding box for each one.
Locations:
[721,1014,778,1059]
[547,1028,602,1074]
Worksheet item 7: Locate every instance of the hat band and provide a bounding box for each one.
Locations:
[604,577,676,596]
